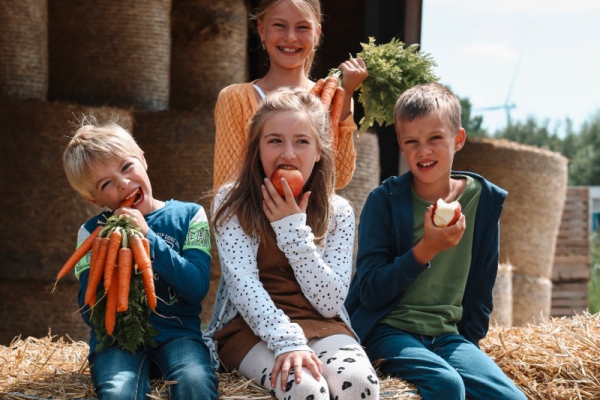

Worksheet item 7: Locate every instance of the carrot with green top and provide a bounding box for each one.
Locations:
[103,228,122,291]
[320,75,339,110]
[84,236,109,307]
[116,247,133,312]
[130,234,157,310]
[329,86,346,151]
[55,225,103,282]
[105,268,119,335]
[310,78,326,97]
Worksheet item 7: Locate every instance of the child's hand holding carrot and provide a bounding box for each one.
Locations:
[337,57,368,119]
[114,208,150,236]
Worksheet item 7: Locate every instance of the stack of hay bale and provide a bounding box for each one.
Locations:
[0,0,247,344]
[453,138,568,326]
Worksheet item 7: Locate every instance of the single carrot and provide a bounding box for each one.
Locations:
[131,236,150,274]
[105,267,119,335]
[119,188,139,208]
[130,235,152,273]
[320,75,339,110]
[141,267,157,311]
[103,228,122,291]
[309,78,326,97]
[142,237,150,259]
[56,225,103,282]
[130,235,157,310]
[84,236,109,307]
[329,86,346,151]
[116,247,133,312]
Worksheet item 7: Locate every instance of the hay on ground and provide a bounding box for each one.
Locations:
[2,313,600,399]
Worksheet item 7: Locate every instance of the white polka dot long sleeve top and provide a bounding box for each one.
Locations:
[203,185,356,367]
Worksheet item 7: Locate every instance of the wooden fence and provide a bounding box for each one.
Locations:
[551,186,590,316]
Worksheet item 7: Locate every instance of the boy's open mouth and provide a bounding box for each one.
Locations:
[121,188,143,208]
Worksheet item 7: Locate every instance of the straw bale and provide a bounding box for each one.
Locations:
[453,138,568,279]
[48,0,171,111]
[490,263,513,327]
[0,99,132,345]
[0,0,48,100]
[481,312,600,399]
[0,99,133,282]
[3,312,600,399]
[170,0,248,110]
[512,273,552,326]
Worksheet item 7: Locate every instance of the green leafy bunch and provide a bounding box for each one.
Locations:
[90,272,158,353]
[343,37,439,135]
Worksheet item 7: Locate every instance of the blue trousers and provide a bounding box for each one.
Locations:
[89,337,219,400]
[365,324,525,400]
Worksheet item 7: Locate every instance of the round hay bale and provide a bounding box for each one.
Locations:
[133,108,217,323]
[512,272,552,326]
[337,131,380,266]
[48,0,171,111]
[170,0,248,110]
[453,138,568,278]
[0,0,48,99]
[490,263,513,327]
[0,99,134,281]
[0,280,88,345]
[0,98,132,345]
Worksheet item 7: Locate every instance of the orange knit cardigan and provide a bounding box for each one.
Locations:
[212,81,357,190]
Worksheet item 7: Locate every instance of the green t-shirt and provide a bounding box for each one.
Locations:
[380,175,482,336]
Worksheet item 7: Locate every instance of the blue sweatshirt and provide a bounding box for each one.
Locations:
[345,171,507,347]
[74,200,212,352]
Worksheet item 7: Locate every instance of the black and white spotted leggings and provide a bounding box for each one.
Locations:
[238,334,380,400]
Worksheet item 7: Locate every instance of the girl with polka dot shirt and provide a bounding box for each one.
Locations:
[204,88,379,400]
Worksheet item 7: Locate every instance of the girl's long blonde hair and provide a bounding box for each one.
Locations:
[252,0,323,77]
[212,87,335,245]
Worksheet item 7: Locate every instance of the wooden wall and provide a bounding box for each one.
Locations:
[551,186,591,316]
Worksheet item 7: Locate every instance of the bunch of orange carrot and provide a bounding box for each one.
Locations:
[310,71,346,151]
[55,204,156,337]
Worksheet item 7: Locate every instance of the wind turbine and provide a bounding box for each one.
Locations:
[475,55,522,127]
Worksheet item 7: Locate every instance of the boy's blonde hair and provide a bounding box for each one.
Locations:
[213,87,335,245]
[63,118,144,200]
[394,82,463,135]
[252,0,323,77]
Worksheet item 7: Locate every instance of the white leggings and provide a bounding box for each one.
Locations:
[239,334,379,400]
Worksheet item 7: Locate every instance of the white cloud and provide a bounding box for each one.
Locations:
[460,42,520,61]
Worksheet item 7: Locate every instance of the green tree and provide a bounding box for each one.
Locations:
[495,116,563,153]
[565,111,600,185]
[460,97,488,138]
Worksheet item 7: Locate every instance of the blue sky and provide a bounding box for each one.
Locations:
[421,0,600,136]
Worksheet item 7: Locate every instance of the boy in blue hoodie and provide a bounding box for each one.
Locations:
[345,83,525,400]
[63,120,219,400]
